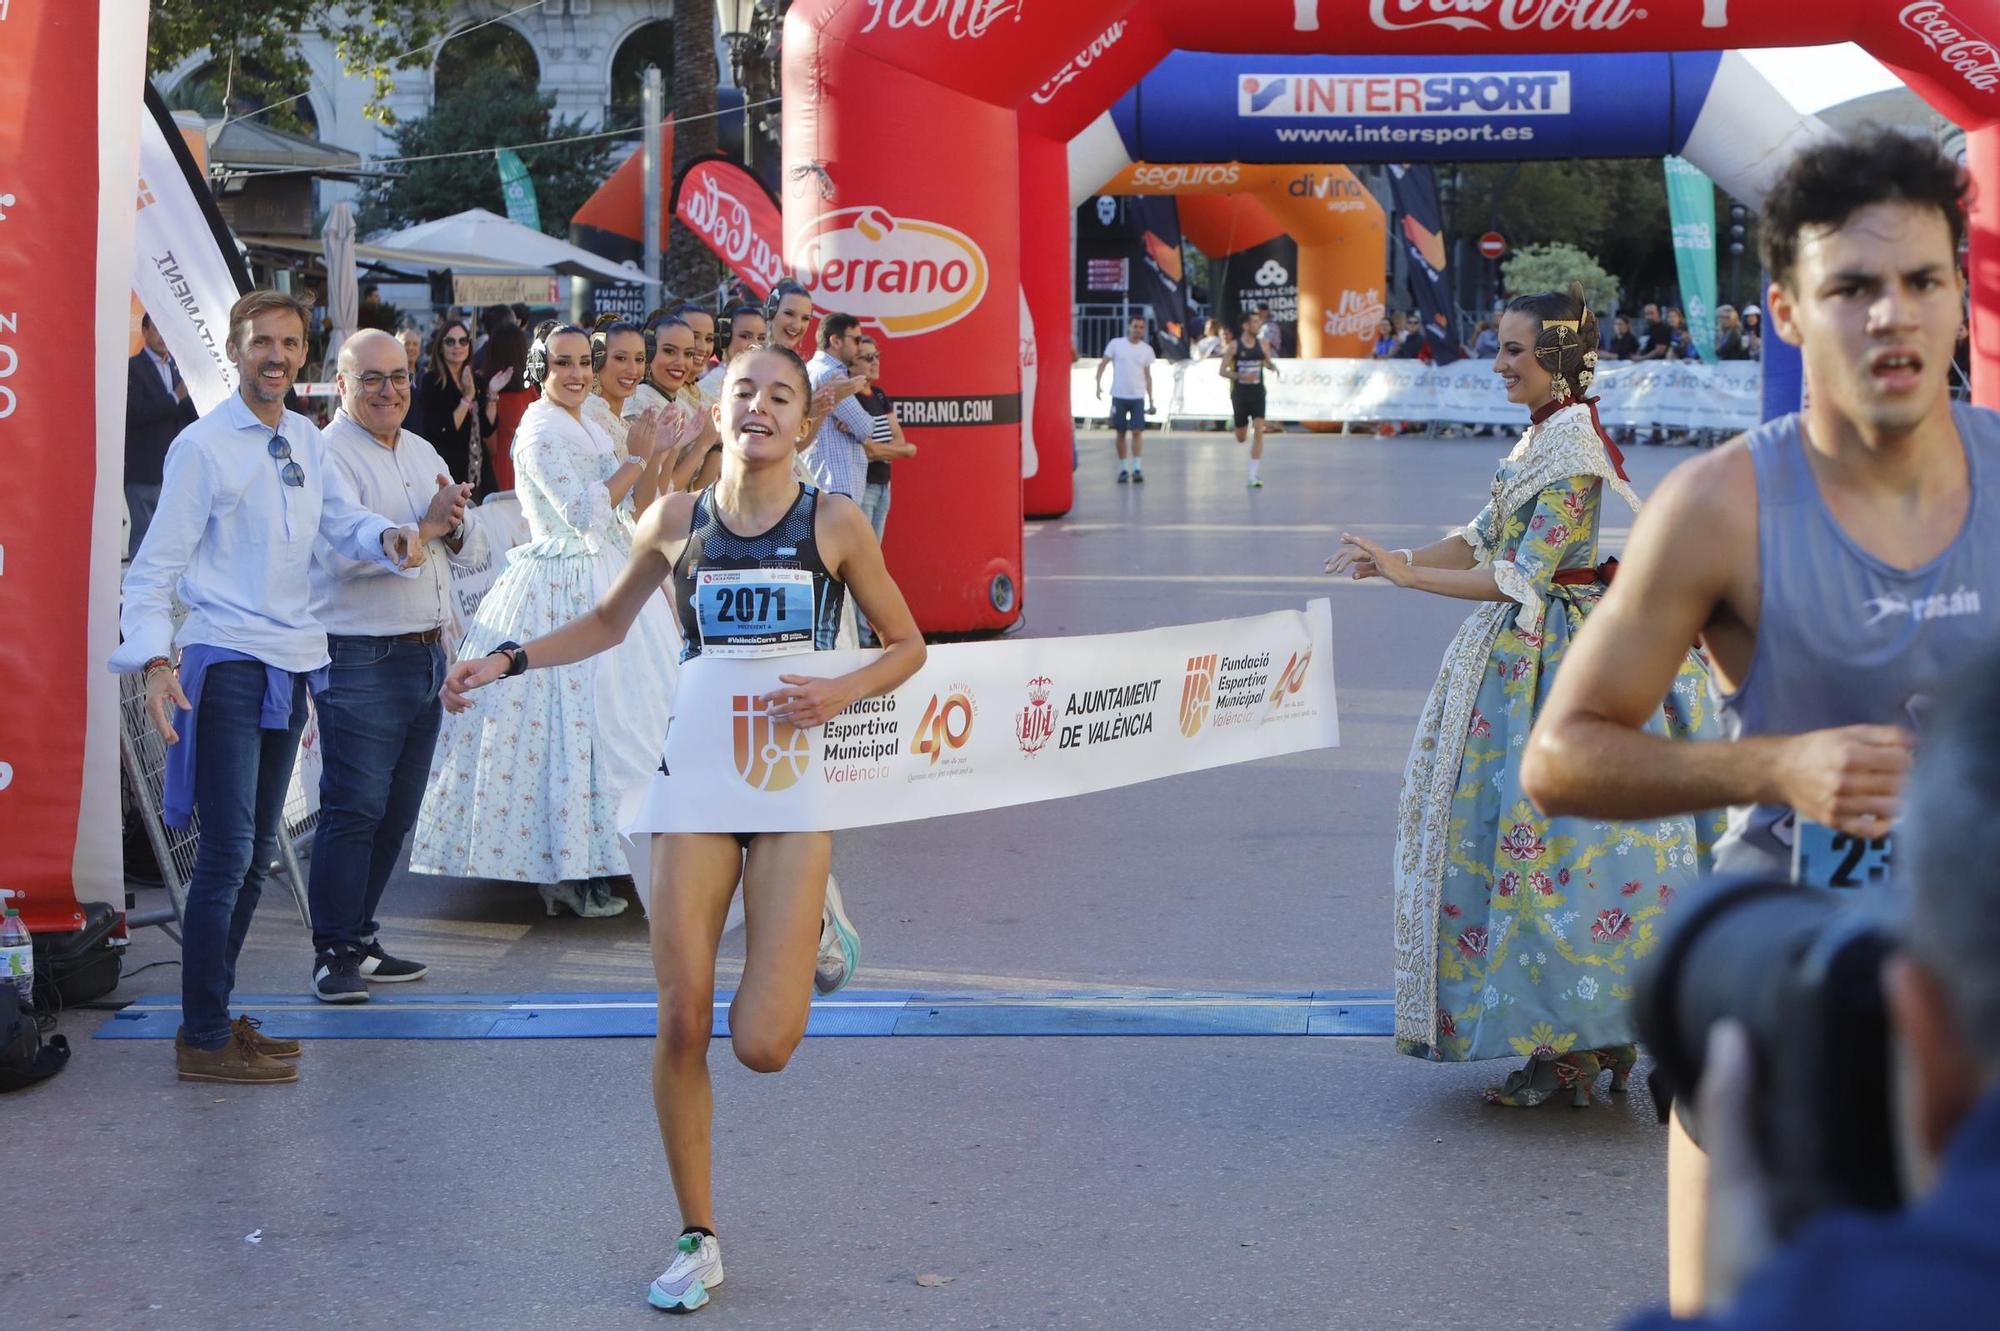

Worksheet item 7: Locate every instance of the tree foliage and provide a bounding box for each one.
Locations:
[148,0,452,128]
[356,67,615,237]
[1501,243,1618,309]
[1450,159,1677,306]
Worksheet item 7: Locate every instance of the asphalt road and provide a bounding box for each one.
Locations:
[15,426,1703,1331]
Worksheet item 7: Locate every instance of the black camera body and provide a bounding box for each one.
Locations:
[1636,877,1904,1235]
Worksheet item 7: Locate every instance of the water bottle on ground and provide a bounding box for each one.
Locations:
[0,890,32,1008]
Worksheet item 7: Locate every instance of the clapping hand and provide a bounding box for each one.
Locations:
[624,406,666,463]
[421,473,472,541]
[487,367,514,395]
[441,655,509,714]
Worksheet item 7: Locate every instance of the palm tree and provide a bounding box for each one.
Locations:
[664,3,724,303]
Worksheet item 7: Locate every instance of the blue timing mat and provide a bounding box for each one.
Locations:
[94,988,1394,1041]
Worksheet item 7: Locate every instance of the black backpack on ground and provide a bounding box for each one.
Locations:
[0,984,68,1092]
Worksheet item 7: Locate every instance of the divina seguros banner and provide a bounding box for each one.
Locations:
[633,604,1339,833]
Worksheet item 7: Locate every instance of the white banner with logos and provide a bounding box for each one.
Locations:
[133,98,242,415]
[1074,357,1764,432]
[635,601,1339,833]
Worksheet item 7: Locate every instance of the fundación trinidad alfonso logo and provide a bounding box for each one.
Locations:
[1016,676,1055,756]
[788,206,989,337]
[733,694,811,793]
[1180,655,1218,739]
[1269,649,1313,704]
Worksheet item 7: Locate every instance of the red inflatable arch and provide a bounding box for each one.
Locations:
[783,1,2000,633]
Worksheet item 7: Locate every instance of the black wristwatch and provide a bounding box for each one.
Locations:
[489,640,528,678]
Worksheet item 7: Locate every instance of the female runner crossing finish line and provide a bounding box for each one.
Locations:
[439,344,926,1314]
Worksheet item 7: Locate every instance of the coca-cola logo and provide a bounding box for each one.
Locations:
[1900,3,2000,92]
[859,0,1024,39]
[678,169,786,292]
[1031,20,1127,105]
[1365,0,1646,33]
[789,206,989,337]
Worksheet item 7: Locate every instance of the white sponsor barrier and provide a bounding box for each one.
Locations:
[638,601,1339,833]
[1074,357,1763,431]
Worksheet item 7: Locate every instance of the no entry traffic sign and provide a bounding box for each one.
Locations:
[1478,232,1507,261]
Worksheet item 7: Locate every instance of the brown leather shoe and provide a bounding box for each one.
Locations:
[232,1014,301,1060]
[176,1030,299,1084]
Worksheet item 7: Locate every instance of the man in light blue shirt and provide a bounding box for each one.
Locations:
[802,312,873,502]
[110,289,423,1086]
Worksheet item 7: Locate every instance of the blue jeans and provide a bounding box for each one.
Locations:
[184,661,309,1049]
[307,636,446,954]
[857,480,891,647]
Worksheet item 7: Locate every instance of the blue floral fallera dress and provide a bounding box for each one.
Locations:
[1391,403,1723,1069]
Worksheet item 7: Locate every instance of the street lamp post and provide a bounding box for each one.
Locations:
[716,0,761,170]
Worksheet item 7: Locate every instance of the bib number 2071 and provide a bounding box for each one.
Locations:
[711,584,789,624]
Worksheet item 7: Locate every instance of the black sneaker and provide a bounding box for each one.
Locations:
[312,949,368,1004]
[1116,468,1130,483]
[1132,467,1145,484]
[358,938,428,983]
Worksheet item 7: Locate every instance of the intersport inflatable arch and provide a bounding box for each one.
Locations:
[783,0,2000,634]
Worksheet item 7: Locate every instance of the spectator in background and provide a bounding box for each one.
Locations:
[1193,318,1225,359]
[397,328,427,439]
[851,334,917,647]
[1663,307,1694,360]
[1371,318,1399,359]
[1716,305,1752,361]
[1637,301,1662,348]
[1095,314,1158,484]
[767,279,816,354]
[698,303,769,403]
[418,317,485,493]
[479,318,530,491]
[111,290,424,1084]
[670,301,717,380]
[1394,312,1426,359]
[803,311,874,502]
[305,330,479,1003]
[125,311,199,557]
[1471,318,1500,359]
[1608,315,1641,360]
[1256,303,1283,359]
[1741,305,1764,359]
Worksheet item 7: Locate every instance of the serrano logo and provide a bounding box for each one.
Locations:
[1900,3,2000,91]
[790,206,989,337]
[1016,676,1055,755]
[1180,655,1218,738]
[1268,649,1312,703]
[732,694,811,792]
[915,688,976,765]
[1363,0,1647,33]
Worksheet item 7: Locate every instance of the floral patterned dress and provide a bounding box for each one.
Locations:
[410,399,679,885]
[1392,402,1722,1068]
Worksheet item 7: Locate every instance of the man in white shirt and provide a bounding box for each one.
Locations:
[803,311,874,501]
[306,331,480,1004]
[111,291,425,1085]
[1094,316,1157,483]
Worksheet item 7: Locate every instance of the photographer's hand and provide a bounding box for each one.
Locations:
[1699,1020,1780,1313]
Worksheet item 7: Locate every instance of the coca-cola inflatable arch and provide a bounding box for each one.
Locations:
[785,0,2000,633]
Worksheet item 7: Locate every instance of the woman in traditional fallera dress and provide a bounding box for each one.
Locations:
[1328,284,1722,1107]
[410,324,680,918]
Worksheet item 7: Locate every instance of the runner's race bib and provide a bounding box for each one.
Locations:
[696,567,815,658]
[1791,819,1894,891]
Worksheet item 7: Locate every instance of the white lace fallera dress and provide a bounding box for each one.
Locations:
[410,398,679,884]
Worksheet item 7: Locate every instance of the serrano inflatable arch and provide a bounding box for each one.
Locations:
[784,0,2000,634]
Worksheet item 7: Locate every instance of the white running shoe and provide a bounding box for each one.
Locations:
[814,873,860,995]
[649,1232,723,1313]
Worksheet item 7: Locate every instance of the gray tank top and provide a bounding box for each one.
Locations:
[1713,404,2000,875]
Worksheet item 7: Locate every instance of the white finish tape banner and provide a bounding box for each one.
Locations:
[1074,357,1764,431]
[636,601,1339,833]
